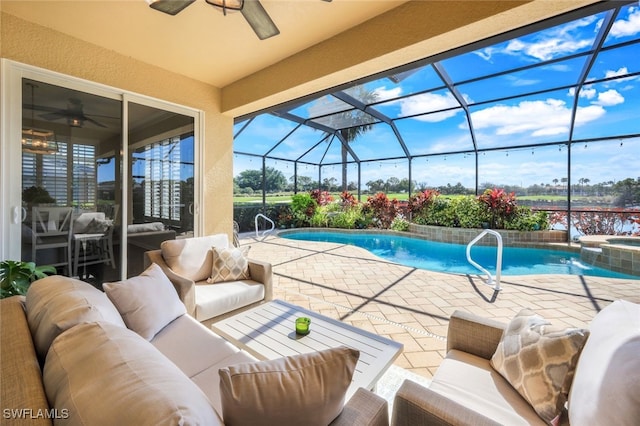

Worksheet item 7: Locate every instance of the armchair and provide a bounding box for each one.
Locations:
[391,302,640,426]
[144,234,272,324]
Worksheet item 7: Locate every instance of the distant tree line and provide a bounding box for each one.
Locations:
[234,167,640,207]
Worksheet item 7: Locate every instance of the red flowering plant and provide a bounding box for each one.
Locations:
[309,189,334,206]
[408,189,440,221]
[477,188,517,229]
[364,192,399,229]
[339,191,358,209]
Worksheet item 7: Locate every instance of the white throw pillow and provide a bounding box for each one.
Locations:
[568,300,640,425]
[103,263,186,340]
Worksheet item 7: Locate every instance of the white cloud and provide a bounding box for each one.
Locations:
[568,87,597,99]
[504,75,540,87]
[477,16,597,62]
[610,7,640,38]
[469,98,607,137]
[372,86,402,102]
[400,92,462,122]
[506,37,592,61]
[594,89,624,106]
[606,67,629,78]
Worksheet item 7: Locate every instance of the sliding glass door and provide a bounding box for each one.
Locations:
[2,61,200,286]
[126,102,195,277]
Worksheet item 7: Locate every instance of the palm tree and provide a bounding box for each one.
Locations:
[313,87,378,191]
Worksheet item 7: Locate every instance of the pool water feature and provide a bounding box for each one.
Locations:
[282,230,637,279]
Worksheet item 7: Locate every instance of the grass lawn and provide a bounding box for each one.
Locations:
[234,192,596,205]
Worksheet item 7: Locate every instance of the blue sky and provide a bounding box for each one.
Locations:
[234,4,640,190]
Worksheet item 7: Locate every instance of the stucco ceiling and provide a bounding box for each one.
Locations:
[1,0,408,88]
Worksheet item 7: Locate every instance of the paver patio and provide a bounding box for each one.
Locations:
[240,232,640,379]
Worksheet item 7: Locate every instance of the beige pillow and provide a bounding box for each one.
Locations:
[25,275,126,361]
[161,234,229,282]
[490,309,589,424]
[219,346,359,426]
[44,322,222,425]
[103,263,186,340]
[207,246,251,283]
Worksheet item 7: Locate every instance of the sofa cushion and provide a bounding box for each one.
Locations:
[191,351,258,416]
[194,280,265,322]
[44,322,222,426]
[72,211,105,233]
[219,346,359,426]
[151,313,241,378]
[208,245,251,283]
[161,234,229,282]
[25,275,125,361]
[568,300,640,426]
[431,349,548,425]
[103,263,186,340]
[490,309,589,424]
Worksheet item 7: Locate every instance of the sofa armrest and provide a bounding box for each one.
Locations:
[144,249,196,316]
[330,388,389,426]
[248,259,273,302]
[391,379,500,426]
[0,296,52,426]
[446,310,506,360]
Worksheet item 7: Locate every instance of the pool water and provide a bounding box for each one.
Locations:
[282,231,637,279]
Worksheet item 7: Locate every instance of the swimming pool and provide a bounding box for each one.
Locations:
[281,230,637,279]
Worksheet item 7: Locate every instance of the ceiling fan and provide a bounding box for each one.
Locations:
[148,0,332,40]
[35,98,108,128]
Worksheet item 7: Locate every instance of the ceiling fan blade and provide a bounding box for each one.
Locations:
[241,0,279,40]
[39,111,67,121]
[84,116,108,128]
[148,0,195,16]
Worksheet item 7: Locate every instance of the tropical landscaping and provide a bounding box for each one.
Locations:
[233,3,640,243]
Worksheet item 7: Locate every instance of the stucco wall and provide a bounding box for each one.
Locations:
[1,12,233,237]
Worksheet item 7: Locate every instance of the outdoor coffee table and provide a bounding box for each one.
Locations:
[211,299,404,400]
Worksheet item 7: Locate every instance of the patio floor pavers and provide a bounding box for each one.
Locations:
[240,232,640,379]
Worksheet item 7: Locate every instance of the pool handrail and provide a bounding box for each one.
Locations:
[254,213,275,240]
[466,229,503,291]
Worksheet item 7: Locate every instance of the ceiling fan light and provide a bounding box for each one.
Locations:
[205,0,243,15]
[67,116,83,128]
[148,0,195,16]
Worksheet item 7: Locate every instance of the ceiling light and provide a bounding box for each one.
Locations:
[22,129,58,155]
[23,83,58,155]
[205,0,243,15]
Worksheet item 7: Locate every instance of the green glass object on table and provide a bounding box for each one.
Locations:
[295,317,311,335]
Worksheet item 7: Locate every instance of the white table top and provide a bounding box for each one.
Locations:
[211,299,404,400]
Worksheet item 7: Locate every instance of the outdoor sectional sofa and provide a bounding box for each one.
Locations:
[0,274,389,425]
[392,300,640,425]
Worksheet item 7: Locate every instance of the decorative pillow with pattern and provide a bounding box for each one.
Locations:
[208,246,251,283]
[490,309,589,424]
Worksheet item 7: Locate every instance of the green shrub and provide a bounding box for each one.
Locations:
[329,208,360,229]
[390,216,410,231]
[505,207,549,231]
[291,193,317,227]
[450,197,486,228]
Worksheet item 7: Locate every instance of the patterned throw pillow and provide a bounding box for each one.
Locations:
[208,246,251,283]
[490,309,589,424]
